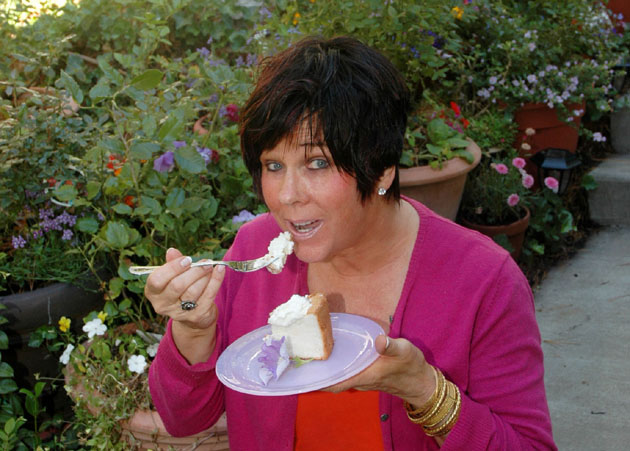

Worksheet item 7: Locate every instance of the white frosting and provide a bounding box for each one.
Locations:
[268,294,310,327]
[265,231,294,274]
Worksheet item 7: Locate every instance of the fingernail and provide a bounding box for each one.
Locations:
[385,337,391,350]
[215,265,225,273]
[180,256,192,267]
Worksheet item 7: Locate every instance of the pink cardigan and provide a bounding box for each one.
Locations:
[149,198,556,450]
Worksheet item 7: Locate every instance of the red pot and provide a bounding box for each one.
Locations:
[514,103,584,155]
[607,0,630,22]
[460,207,531,261]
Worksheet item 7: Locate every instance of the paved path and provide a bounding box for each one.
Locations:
[534,226,630,450]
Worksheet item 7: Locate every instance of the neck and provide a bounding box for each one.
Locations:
[317,198,418,278]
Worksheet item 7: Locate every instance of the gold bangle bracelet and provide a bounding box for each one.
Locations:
[411,370,447,424]
[422,380,458,429]
[404,366,440,418]
[424,385,462,437]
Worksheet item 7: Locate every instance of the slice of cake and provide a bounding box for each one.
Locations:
[268,293,334,360]
[263,231,294,274]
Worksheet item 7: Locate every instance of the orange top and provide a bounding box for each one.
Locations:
[294,390,384,450]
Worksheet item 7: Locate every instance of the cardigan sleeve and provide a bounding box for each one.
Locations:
[148,318,226,436]
[443,256,556,450]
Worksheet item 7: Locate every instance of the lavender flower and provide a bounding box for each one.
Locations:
[154,151,175,173]
[62,229,73,241]
[258,336,289,385]
[12,235,26,249]
[172,140,186,149]
[196,146,215,164]
[232,209,257,224]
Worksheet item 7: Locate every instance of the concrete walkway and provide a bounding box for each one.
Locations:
[534,225,630,450]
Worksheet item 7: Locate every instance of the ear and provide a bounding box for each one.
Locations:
[378,166,396,191]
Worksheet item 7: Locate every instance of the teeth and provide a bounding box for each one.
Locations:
[293,220,317,233]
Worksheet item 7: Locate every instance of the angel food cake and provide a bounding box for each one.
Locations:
[263,231,294,274]
[268,293,334,360]
[258,294,334,385]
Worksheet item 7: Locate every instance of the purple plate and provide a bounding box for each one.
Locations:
[216,313,384,396]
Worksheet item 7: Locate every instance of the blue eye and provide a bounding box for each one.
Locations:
[310,158,329,169]
[266,162,282,172]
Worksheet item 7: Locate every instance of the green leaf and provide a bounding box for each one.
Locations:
[77,216,99,234]
[0,362,14,378]
[165,188,185,209]
[108,278,124,299]
[103,222,130,248]
[86,181,101,200]
[89,82,111,100]
[174,146,206,174]
[130,141,160,160]
[157,113,185,142]
[130,69,163,91]
[112,203,133,215]
[139,196,162,215]
[0,330,8,350]
[581,174,597,191]
[97,55,124,86]
[59,70,84,104]
[53,184,78,202]
[0,378,18,394]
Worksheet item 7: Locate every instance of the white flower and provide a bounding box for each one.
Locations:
[527,74,537,84]
[128,355,148,374]
[147,342,159,357]
[593,132,606,142]
[489,76,498,85]
[83,318,107,339]
[528,42,537,51]
[59,344,75,365]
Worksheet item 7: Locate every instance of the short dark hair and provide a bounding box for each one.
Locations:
[239,36,410,202]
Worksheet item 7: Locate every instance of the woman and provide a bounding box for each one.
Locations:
[146,36,556,450]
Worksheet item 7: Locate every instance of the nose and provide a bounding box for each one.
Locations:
[278,168,304,205]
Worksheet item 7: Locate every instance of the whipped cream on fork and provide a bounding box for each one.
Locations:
[263,231,294,274]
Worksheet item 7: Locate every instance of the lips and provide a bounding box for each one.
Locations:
[288,219,322,238]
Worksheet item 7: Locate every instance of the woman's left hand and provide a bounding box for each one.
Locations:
[322,335,436,407]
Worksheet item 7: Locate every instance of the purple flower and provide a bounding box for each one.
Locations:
[232,209,257,224]
[32,230,43,240]
[258,336,289,385]
[196,146,216,164]
[154,151,175,173]
[197,47,210,58]
[62,229,73,241]
[172,140,186,149]
[12,235,26,249]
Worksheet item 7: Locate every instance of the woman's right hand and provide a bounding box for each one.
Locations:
[144,248,226,363]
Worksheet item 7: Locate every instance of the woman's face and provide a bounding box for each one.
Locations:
[260,132,380,264]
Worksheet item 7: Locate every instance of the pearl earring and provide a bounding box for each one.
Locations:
[378,187,387,196]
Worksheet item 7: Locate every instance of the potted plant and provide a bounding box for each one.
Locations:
[398,101,482,220]
[456,0,627,153]
[33,305,229,449]
[459,150,546,260]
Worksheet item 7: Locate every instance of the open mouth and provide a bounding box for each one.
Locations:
[290,219,322,235]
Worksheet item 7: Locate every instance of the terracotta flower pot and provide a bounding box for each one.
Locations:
[64,343,229,450]
[514,102,584,154]
[400,140,482,221]
[194,113,211,135]
[461,207,531,261]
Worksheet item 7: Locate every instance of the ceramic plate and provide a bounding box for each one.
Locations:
[216,313,384,396]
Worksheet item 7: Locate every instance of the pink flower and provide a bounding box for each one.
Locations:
[493,163,509,174]
[544,176,559,193]
[507,193,520,207]
[512,157,526,169]
[522,174,534,189]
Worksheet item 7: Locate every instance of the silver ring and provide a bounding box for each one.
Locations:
[180,300,197,311]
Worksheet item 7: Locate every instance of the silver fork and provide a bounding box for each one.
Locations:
[129,256,279,276]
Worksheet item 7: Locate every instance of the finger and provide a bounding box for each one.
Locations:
[178,272,213,305]
[165,247,183,262]
[197,264,226,304]
[146,253,198,296]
